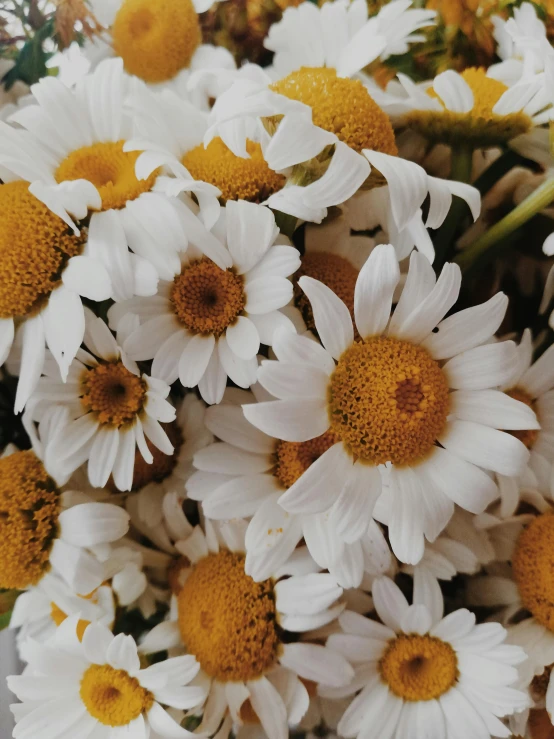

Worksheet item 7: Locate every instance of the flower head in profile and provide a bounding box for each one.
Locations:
[325,576,528,739]
[24,311,176,492]
[111,201,300,405]
[138,519,354,739]
[8,617,206,738]
[245,244,538,565]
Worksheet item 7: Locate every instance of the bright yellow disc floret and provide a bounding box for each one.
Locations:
[405,67,532,146]
[0,450,61,590]
[379,634,458,701]
[271,67,398,155]
[178,550,279,682]
[294,252,358,331]
[0,181,84,319]
[182,138,286,203]
[328,336,450,466]
[170,258,246,336]
[112,0,201,83]
[55,141,157,211]
[274,431,339,489]
[80,361,147,427]
[513,512,554,632]
[80,664,153,726]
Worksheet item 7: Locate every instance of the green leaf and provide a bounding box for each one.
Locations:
[3,17,55,89]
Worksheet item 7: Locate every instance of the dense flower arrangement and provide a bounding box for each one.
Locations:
[1,1,554,738]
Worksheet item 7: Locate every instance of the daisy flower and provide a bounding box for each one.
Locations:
[111,201,300,405]
[244,243,538,565]
[138,519,354,739]
[189,387,392,587]
[8,616,206,738]
[264,0,436,80]
[324,576,528,739]
[88,0,235,98]
[9,572,115,649]
[0,447,129,596]
[24,312,176,492]
[0,57,230,289]
[372,65,548,148]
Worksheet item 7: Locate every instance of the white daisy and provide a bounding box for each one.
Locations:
[0,56,230,287]
[371,65,549,147]
[10,573,115,651]
[188,387,391,588]
[324,575,528,739]
[8,616,206,738]
[110,201,301,405]
[88,0,235,101]
[264,0,436,80]
[244,243,538,565]
[23,311,176,492]
[0,447,129,596]
[138,519,354,739]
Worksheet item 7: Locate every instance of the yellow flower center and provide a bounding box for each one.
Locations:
[177,550,279,682]
[0,451,61,590]
[294,252,358,332]
[80,664,153,726]
[506,387,539,450]
[182,138,286,203]
[328,337,450,466]
[0,181,84,319]
[170,258,245,336]
[111,0,201,83]
[55,141,157,211]
[379,634,458,701]
[270,67,398,156]
[80,361,147,427]
[131,421,183,490]
[274,431,339,488]
[512,511,554,632]
[405,67,532,146]
[50,603,91,640]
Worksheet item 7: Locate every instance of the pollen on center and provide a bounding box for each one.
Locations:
[274,430,339,489]
[80,663,153,726]
[177,550,279,682]
[328,336,450,466]
[80,361,147,427]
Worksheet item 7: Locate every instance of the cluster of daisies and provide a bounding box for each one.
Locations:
[2,0,554,737]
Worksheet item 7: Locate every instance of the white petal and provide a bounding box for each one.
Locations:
[247,676,288,739]
[272,327,335,375]
[520,343,554,398]
[387,467,425,565]
[59,502,129,546]
[354,244,399,339]
[14,315,46,413]
[226,200,278,274]
[275,573,342,615]
[218,336,258,388]
[332,462,380,543]
[198,345,227,405]
[244,276,293,314]
[202,474,278,519]
[439,420,529,477]
[43,286,84,381]
[0,318,14,366]
[147,702,199,739]
[433,71,474,113]
[400,604,433,635]
[279,643,354,687]
[225,316,260,359]
[62,255,112,301]
[298,276,353,359]
[443,341,517,390]
[178,334,215,388]
[450,389,539,429]
[87,427,120,488]
[372,576,409,631]
[242,398,329,441]
[257,360,329,400]
[388,251,436,336]
[107,633,140,674]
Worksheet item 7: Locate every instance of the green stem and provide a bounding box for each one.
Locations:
[455,176,554,272]
[273,210,297,239]
[433,145,474,267]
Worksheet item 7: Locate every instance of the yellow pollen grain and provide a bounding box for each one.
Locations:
[130,421,183,491]
[177,550,279,682]
[0,450,61,590]
[170,258,245,336]
[406,67,532,146]
[80,361,146,428]
[50,603,90,641]
[512,511,554,632]
[274,430,339,489]
[0,181,84,320]
[270,67,398,155]
[294,252,358,332]
[379,633,458,701]
[182,138,286,203]
[80,664,153,726]
[55,141,157,211]
[328,336,450,466]
[112,0,201,83]
[506,387,539,450]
